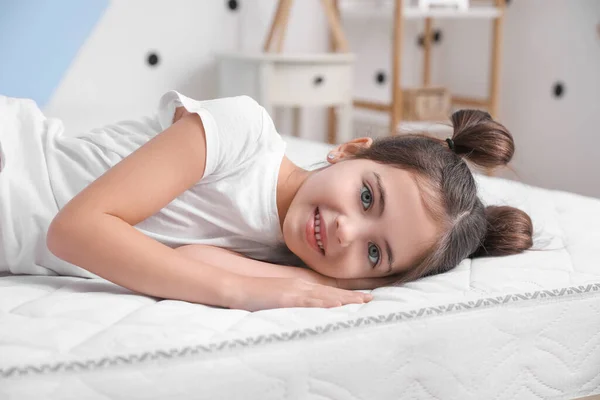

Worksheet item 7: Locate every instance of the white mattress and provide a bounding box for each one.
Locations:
[1,135,599,399]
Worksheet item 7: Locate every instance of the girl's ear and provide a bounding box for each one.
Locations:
[327,137,373,163]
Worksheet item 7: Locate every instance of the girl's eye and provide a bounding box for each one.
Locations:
[368,243,380,266]
[360,184,373,210]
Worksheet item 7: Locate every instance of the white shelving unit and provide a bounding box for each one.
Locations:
[337,0,507,135]
[341,2,501,19]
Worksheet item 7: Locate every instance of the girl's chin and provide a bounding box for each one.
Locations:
[303,261,324,275]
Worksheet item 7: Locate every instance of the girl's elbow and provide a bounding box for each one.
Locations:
[46,214,77,260]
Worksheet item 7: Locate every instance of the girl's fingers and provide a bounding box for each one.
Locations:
[303,285,374,308]
[339,291,372,305]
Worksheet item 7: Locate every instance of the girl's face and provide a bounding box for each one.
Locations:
[282,140,441,280]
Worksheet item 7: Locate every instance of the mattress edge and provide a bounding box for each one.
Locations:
[2,281,599,380]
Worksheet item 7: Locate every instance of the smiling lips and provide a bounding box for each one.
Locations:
[307,207,327,254]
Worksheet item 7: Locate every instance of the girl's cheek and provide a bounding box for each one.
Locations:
[337,261,363,279]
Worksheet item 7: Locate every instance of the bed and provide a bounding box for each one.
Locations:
[1,135,599,400]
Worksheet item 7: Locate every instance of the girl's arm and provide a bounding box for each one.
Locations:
[175,245,337,286]
[47,113,240,307]
[175,245,398,290]
[47,111,371,310]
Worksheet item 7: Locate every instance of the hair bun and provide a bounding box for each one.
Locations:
[471,205,533,258]
[450,109,514,170]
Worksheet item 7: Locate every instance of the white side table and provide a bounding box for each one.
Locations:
[216,52,355,144]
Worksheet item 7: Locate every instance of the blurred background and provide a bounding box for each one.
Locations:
[0,0,599,198]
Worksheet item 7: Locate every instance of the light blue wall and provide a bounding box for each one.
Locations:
[0,0,109,107]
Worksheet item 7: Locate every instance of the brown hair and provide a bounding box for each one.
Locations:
[350,109,534,283]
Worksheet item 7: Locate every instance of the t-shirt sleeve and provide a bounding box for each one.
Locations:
[157,90,283,179]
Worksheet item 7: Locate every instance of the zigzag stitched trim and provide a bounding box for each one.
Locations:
[2,282,599,379]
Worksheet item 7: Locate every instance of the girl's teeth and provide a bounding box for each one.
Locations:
[314,209,323,251]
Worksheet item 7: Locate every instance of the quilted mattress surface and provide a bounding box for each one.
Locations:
[1,136,599,399]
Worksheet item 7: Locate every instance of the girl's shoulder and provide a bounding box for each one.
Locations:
[158,91,284,177]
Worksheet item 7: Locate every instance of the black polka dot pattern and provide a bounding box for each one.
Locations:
[227,0,238,11]
[553,82,565,98]
[417,31,442,47]
[147,52,159,67]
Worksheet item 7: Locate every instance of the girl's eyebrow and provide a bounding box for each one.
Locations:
[373,172,386,217]
[373,171,394,273]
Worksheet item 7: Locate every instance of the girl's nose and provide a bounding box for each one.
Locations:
[335,215,360,248]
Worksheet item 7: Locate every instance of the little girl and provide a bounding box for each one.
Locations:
[0,91,533,311]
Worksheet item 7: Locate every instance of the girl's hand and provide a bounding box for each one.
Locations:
[335,276,399,290]
[230,276,373,311]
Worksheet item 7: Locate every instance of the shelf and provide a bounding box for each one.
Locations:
[333,0,504,140]
[340,1,501,20]
[353,108,453,137]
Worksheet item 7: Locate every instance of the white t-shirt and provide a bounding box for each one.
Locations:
[0,91,287,277]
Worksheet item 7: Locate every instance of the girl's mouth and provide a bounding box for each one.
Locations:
[306,207,325,255]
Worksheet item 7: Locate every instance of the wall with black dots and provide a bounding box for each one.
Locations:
[39,0,333,141]
[43,0,241,135]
